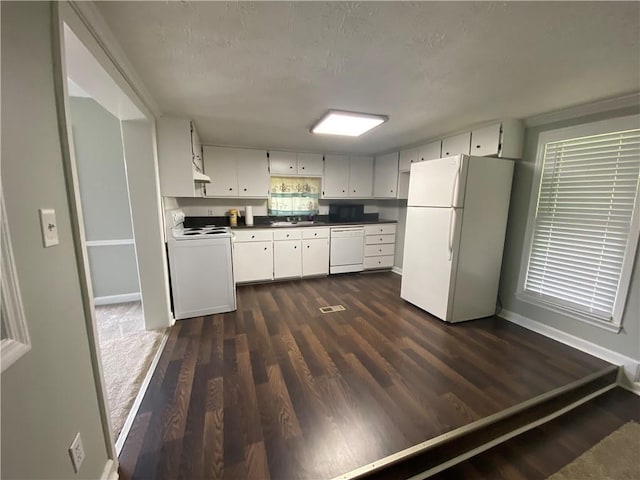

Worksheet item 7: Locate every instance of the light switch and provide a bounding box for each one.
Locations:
[39,208,59,247]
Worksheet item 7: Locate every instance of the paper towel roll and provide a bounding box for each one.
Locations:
[245,206,254,226]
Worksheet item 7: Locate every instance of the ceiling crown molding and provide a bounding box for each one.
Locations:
[67,0,162,118]
[524,92,640,128]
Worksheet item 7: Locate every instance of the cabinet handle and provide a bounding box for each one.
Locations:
[264,247,267,251]
[302,166,305,169]
[380,238,383,241]
[353,190,356,193]
[228,188,233,191]
[243,188,247,191]
[307,245,310,248]
[476,145,481,148]
[314,233,317,236]
[289,165,293,169]
[342,190,345,193]
[251,235,255,239]
[286,234,290,237]
[445,152,450,155]
[294,245,297,249]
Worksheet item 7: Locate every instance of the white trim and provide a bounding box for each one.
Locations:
[100,459,119,480]
[407,384,616,480]
[86,239,135,247]
[115,330,169,454]
[624,382,640,397]
[1,189,32,373]
[392,266,403,275]
[500,309,640,387]
[524,93,640,127]
[94,293,141,306]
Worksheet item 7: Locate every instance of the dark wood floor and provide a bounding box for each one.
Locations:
[119,272,612,480]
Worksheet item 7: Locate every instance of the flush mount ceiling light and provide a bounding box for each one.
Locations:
[311,110,388,137]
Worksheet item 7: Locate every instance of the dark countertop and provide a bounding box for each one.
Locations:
[185,214,397,229]
[230,219,398,230]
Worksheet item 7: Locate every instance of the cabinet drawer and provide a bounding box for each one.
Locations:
[273,229,302,241]
[365,224,397,235]
[365,244,395,257]
[234,229,273,242]
[302,228,329,239]
[364,255,394,269]
[365,234,396,245]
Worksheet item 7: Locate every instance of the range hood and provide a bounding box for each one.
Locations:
[193,170,211,183]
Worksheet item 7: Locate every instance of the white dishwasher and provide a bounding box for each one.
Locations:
[329,226,365,274]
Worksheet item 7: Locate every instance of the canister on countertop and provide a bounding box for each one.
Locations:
[245,206,254,226]
[228,209,238,227]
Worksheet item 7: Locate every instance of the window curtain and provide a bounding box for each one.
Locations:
[268,176,321,215]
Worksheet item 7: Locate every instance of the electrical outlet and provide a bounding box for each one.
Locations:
[68,432,85,474]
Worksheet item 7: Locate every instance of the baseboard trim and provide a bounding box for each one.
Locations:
[115,330,169,454]
[500,309,640,388]
[94,292,141,306]
[101,458,119,480]
[392,266,402,275]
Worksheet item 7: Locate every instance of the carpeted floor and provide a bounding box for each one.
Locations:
[548,421,640,480]
[95,301,165,442]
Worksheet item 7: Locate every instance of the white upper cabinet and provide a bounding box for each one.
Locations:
[374,152,399,198]
[156,117,205,197]
[470,120,524,159]
[237,149,270,197]
[441,132,471,157]
[296,153,324,176]
[399,147,418,172]
[470,124,501,157]
[417,140,441,163]
[323,155,350,198]
[203,146,269,198]
[268,151,297,174]
[269,151,323,176]
[349,156,374,198]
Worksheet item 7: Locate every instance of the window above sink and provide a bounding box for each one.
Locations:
[268,176,321,216]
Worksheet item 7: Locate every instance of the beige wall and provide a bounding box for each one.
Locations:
[1,2,110,478]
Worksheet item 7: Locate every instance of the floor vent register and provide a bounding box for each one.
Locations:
[319,305,346,314]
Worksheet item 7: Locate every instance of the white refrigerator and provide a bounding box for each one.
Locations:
[400,155,514,323]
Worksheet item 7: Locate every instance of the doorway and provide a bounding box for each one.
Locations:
[53,4,174,460]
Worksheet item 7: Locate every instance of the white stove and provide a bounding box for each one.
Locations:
[167,209,236,320]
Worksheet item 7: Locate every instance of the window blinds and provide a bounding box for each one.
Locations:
[525,128,640,321]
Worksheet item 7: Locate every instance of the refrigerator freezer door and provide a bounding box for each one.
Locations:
[408,155,469,208]
[400,206,463,321]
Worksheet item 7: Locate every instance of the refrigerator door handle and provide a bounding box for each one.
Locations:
[451,158,461,207]
[448,209,456,261]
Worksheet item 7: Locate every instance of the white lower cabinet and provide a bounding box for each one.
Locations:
[274,239,302,279]
[233,240,273,283]
[364,223,396,270]
[301,228,330,277]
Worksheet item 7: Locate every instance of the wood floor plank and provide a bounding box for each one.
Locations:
[119,272,617,480]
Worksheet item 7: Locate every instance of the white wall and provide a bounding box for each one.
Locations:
[499,105,640,360]
[1,2,110,477]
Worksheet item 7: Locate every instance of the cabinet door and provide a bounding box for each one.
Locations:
[190,121,203,170]
[441,132,471,157]
[302,238,329,276]
[397,171,410,200]
[349,156,374,198]
[297,153,323,176]
[274,240,302,279]
[203,146,238,196]
[237,149,269,197]
[399,148,418,172]
[233,241,273,283]
[323,155,349,198]
[471,124,501,157]
[269,151,297,175]
[417,140,441,162]
[374,152,399,198]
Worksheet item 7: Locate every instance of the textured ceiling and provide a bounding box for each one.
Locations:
[96,1,640,154]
